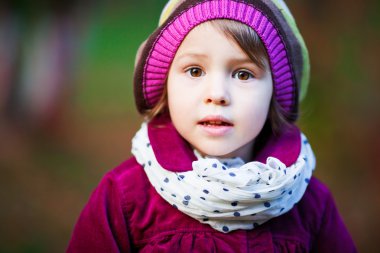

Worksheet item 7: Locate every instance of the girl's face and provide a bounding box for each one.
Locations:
[167,22,273,162]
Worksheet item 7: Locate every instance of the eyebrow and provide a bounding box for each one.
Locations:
[174,52,208,62]
[229,58,256,65]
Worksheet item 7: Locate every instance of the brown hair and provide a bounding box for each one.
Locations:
[144,19,292,135]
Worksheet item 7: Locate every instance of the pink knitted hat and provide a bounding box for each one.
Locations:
[134,0,310,121]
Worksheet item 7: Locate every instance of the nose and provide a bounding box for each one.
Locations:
[203,76,230,106]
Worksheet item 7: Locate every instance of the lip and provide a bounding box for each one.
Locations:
[197,115,233,136]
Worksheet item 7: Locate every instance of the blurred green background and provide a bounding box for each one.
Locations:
[0,0,379,252]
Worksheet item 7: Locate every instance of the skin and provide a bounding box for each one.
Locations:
[167,22,273,162]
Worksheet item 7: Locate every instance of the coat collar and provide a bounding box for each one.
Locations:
[148,115,301,172]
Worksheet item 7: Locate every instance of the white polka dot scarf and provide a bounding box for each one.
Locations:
[132,123,316,233]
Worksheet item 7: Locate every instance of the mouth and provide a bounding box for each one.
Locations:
[198,116,233,127]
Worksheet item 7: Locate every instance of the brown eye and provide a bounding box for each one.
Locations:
[234,70,254,80]
[188,67,203,77]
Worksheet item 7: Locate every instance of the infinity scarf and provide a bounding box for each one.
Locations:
[132,123,315,233]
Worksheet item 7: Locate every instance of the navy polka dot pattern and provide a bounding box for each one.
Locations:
[131,123,316,233]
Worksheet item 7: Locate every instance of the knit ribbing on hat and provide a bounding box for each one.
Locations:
[137,0,302,117]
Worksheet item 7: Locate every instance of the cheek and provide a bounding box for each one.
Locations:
[235,89,272,130]
[167,75,180,113]
[167,75,199,111]
[238,87,272,112]
[167,80,195,144]
[167,76,193,122]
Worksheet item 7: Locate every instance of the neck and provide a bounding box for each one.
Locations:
[194,140,255,163]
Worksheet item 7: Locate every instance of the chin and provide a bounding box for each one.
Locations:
[193,140,253,161]
[197,147,237,158]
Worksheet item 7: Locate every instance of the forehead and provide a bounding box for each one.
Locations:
[174,21,247,60]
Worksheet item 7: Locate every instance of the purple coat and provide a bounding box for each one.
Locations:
[67,118,357,252]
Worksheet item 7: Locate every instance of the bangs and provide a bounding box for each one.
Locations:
[209,19,268,70]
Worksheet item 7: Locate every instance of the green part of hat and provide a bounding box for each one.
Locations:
[271,0,310,101]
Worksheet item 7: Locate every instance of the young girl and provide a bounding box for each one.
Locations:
[68,0,357,252]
